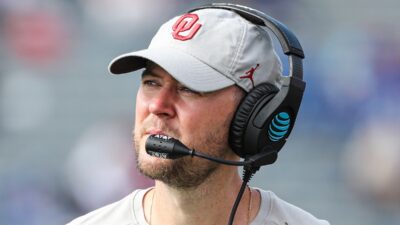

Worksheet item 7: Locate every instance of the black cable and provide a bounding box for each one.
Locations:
[193,151,247,166]
[227,167,256,225]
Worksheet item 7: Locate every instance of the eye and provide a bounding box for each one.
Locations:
[141,68,162,88]
[142,79,160,87]
[142,80,157,86]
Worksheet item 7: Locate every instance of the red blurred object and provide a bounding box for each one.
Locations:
[4,10,69,64]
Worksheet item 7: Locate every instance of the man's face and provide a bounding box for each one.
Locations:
[133,64,244,189]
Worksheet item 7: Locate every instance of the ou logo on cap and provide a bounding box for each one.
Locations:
[172,13,202,41]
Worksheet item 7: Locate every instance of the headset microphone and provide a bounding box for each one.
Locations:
[145,134,278,167]
[145,134,191,159]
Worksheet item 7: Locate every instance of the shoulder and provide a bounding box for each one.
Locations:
[66,189,147,225]
[253,189,330,225]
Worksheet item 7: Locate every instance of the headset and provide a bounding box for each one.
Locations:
[189,3,306,165]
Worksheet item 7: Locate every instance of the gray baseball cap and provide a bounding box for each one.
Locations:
[108,8,282,92]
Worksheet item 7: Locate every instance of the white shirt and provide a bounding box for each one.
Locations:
[67,188,330,225]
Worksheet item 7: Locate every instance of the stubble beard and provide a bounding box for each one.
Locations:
[133,121,232,189]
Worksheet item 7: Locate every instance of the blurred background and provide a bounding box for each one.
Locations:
[1,0,399,224]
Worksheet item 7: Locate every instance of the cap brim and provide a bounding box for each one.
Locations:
[108,47,235,92]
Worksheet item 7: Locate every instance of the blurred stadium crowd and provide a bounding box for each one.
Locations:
[0,0,399,224]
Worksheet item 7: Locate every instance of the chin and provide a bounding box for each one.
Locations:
[136,147,174,173]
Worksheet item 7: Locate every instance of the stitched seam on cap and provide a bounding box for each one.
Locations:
[229,18,246,76]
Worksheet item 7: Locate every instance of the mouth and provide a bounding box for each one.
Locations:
[144,129,175,140]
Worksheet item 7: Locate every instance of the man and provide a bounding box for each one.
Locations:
[68,5,329,225]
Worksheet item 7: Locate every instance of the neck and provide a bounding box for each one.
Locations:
[144,165,259,225]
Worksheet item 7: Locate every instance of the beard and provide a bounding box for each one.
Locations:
[135,151,220,189]
[133,117,232,189]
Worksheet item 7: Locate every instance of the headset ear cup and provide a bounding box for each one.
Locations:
[229,83,279,158]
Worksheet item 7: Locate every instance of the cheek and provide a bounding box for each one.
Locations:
[134,91,149,140]
[181,102,235,134]
[135,91,148,123]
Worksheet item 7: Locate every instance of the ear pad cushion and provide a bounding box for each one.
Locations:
[229,83,279,158]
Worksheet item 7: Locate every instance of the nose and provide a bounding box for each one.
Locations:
[148,88,176,118]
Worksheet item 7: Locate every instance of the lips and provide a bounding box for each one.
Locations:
[145,129,170,138]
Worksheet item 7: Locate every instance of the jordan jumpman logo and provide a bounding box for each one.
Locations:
[240,64,260,88]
